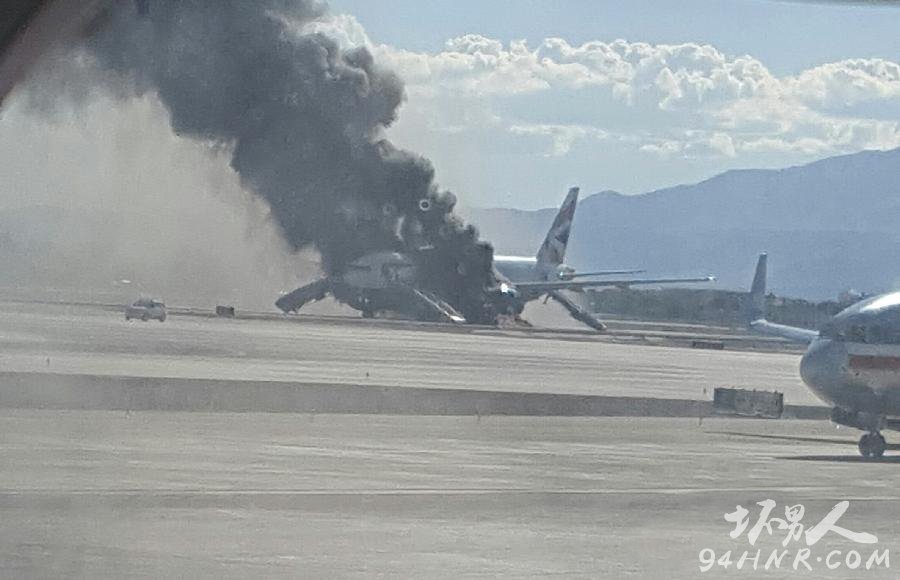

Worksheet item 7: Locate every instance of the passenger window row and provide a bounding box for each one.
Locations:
[822,323,900,344]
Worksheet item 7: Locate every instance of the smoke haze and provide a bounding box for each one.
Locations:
[1,0,498,318]
[0,85,313,309]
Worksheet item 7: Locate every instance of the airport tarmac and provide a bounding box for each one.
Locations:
[0,301,814,404]
[1,300,897,578]
[1,412,897,579]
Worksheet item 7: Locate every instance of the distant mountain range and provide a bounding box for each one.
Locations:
[3,147,899,302]
[467,147,900,300]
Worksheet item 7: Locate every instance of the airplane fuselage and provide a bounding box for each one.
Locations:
[493,256,562,300]
[277,251,421,317]
[325,252,448,319]
[331,281,415,318]
[798,291,900,423]
[493,256,560,281]
[745,253,900,456]
[801,339,900,417]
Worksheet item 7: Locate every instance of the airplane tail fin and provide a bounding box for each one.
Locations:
[536,187,579,275]
[743,253,819,344]
[746,253,768,324]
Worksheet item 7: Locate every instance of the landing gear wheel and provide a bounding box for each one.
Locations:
[859,432,886,458]
[362,310,374,319]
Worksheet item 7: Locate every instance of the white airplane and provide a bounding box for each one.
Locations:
[492,187,716,331]
[493,188,645,284]
[746,253,900,458]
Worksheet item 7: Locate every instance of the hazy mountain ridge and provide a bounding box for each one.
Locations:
[470,147,900,299]
[4,147,899,302]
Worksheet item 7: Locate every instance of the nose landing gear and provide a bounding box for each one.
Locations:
[858,432,886,458]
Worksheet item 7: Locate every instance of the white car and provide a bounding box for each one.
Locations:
[125,298,167,322]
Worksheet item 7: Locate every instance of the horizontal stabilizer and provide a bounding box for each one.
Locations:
[514,275,715,293]
[566,269,645,279]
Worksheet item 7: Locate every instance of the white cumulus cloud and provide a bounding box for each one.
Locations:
[368,32,900,158]
[304,12,899,202]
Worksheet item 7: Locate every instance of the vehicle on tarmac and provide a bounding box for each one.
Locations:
[125,297,167,322]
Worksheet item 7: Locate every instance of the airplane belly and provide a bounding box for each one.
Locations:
[332,284,391,313]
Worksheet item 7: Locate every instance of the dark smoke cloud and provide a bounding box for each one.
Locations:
[77,0,499,321]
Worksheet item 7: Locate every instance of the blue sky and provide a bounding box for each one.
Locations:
[330,0,900,75]
[322,0,900,209]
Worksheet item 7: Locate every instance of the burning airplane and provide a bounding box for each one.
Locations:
[276,249,520,324]
[7,2,712,328]
[18,0,508,324]
[278,187,715,330]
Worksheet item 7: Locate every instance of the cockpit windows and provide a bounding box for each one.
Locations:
[824,320,900,344]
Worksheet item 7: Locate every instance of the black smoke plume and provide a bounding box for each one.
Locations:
[79,0,500,322]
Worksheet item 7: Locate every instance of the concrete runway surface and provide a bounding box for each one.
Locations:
[0,301,897,578]
[0,301,813,403]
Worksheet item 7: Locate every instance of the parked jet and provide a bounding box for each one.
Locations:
[492,187,715,331]
[746,252,900,458]
[493,188,644,284]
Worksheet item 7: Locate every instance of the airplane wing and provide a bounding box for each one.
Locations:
[567,269,645,278]
[513,276,716,293]
[749,319,818,344]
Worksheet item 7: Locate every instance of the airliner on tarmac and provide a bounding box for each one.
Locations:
[747,253,900,458]
[492,187,716,331]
